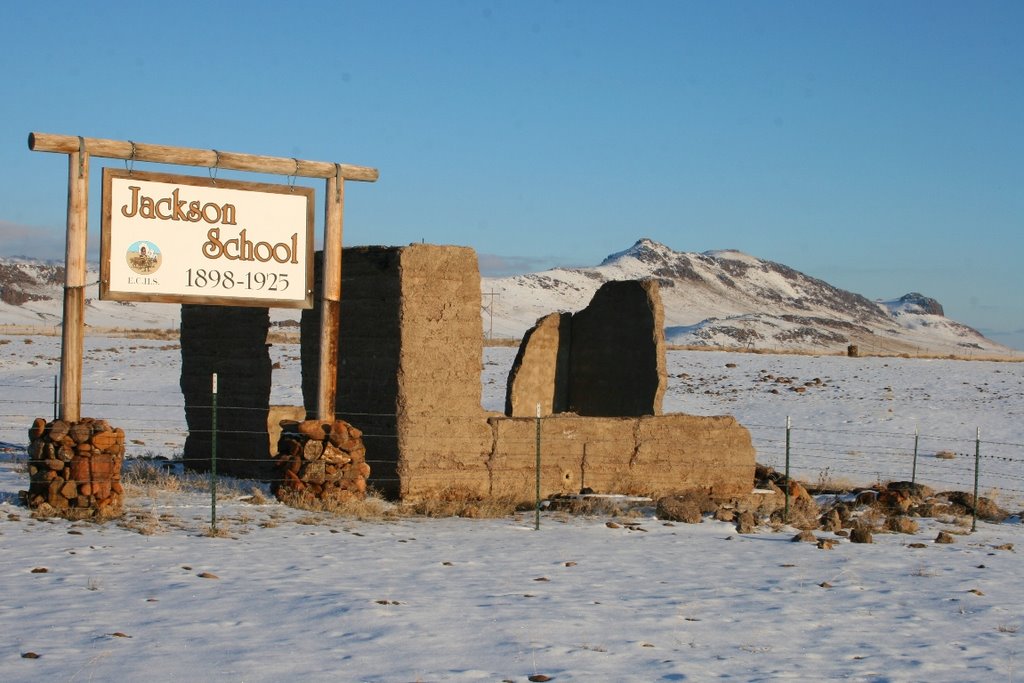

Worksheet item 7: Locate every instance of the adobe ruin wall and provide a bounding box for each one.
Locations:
[175,243,756,502]
[505,280,667,418]
[180,304,273,479]
[297,243,756,503]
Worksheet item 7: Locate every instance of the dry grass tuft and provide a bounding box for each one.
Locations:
[548,496,647,518]
[934,513,972,527]
[122,458,269,501]
[483,337,522,347]
[293,513,325,526]
[121,459,181,496]
[201,523,234,538]
[117,508,167,535]
[275,487,398,521]
[811,467,861,495]
[399,486,520,519]
[266,329,300,344]
[246,487,268,505]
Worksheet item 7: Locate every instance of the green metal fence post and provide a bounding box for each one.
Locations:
[911,424,919,484]
[211,373,218,533]
[535,403,541,531]
[971,427,980,532]
[784,416,791,524]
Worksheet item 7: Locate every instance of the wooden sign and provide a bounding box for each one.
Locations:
[100,169,314,308]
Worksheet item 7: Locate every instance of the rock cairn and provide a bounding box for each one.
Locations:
[22,417,125,519]
[272,419,370,504]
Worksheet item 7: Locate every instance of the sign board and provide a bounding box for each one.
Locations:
[100,169,314,308]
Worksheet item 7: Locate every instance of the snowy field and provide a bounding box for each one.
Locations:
[1,334,1023,682]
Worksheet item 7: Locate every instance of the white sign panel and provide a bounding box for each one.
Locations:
[101,169,314,308]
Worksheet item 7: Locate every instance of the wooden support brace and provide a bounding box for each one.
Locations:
[29,132,379,182]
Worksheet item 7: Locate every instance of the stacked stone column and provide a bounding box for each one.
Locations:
[272,418,370,503]
[23,417,125,519]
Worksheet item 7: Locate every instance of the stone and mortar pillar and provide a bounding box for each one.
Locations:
[23,417,125,519]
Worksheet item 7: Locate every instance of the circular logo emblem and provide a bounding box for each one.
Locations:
[126,241,162,275]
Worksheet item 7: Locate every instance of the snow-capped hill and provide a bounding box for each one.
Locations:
[484,239,1019,358]
[881,292,944,317]
[599,237,678,267]
[0,259,64,305]
[0,260,183,329]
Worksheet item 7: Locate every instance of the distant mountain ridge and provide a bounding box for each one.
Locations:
[0,244,1017,358]
[482,238,1019,357]
[0,258,182,329]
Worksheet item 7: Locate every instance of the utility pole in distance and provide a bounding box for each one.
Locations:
[482,289,499,340]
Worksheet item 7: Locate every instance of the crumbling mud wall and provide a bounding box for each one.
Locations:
[302,244,489,499]
[504,312,571,417]
[395,245,493,500]
[506,280,666,418]
[302,244,755,502]
[302,248,402,493]
[267,405,306,457]
[568,280,666,417]
[487,414,754,500]
[180,304,273,479]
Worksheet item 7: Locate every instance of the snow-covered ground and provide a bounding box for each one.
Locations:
[1,334,1023,681]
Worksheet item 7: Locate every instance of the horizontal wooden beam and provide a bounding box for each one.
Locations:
[28,132,379,183]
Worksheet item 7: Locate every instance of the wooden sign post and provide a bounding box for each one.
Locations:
[319,170,344,423]
[28,132,378,423]
[60,143,89,422]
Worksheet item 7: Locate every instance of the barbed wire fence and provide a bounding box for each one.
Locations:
[2,378,1023,510]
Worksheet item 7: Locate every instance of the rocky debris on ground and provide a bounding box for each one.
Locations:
[939,491,1008,521]
[820,507,845,532]
[849,527,874,543]
[735,510,756,534]
[656,490,717,524]
[714,508,735,523]
[648,465,1010,541]
[885,515,921,534]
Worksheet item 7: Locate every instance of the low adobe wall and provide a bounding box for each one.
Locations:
[394,413,755,503]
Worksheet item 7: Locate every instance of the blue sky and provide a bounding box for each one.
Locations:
[1,1,1022,348]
